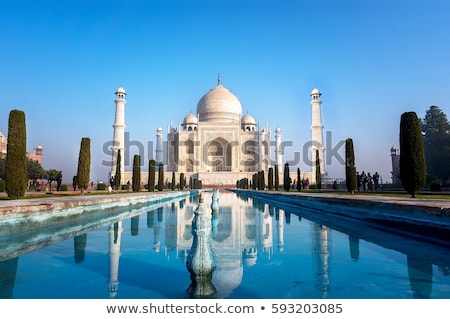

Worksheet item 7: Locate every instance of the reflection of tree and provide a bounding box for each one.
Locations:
[147,211,154,228]
[157,207,164,222]
[349,236,359,262]
[131,216,140,236]
[407,255,432,298]
[0,257,19,299]
[74,234,87,264]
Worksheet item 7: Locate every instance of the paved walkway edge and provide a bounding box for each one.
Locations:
[231,190,450,230]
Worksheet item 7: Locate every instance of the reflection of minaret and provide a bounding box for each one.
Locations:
[74,234,87,263]
[407,255,432,298]
[277,209,285,252]
[0,257,19,298]
[154,214,162,253]
[108,221,122,298]
[311,224,330,297]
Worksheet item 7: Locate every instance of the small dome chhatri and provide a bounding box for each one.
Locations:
[183,113,198,125]
[182,113,199,131]
[116,86,126,94]
[196,77,242,123]
[241,113,256,125]
[311,87,321,96]
[241,113,257,131]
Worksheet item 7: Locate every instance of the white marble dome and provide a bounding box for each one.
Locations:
[183,113,198,125]
[241,113,256,125]
[197,83,242,122]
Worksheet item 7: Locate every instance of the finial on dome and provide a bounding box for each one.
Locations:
[217,72,221,85]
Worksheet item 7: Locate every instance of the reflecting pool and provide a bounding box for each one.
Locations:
[1,190,450,299]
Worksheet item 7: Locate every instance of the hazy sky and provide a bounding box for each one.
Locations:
[1,0,449,184]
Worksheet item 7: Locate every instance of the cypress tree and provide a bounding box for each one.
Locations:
[283,163,290,191]
[132,154,141,192]
[171,171,176,190]
[77,137,91,195]
[148,159,156,192]
[345,138,358,194]
[315,149,322,190]
[114,149,121,190]
[400,112,426,197]
[259,170,265,190]
[5,109,27,199]
[157,163,164,191]
[179,172,185,190]
[268,167,274,190]
[274,165,279,191]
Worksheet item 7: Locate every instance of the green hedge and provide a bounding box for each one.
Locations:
[97,183,106,190]
[0,180,5,192]
[60,184,68,191]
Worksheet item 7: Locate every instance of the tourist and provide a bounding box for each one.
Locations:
[72,174,78,191]
[356,172,361,192]
[367,172,373,191]
[56,171,63,191]
[373,172,380,191]
[361,171,367,192]
[110,175,115,190]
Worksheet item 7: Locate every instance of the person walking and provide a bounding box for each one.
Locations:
[56,171,63,191]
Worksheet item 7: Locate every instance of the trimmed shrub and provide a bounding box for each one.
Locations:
[132,154,141,192]
[60,184,68,191]
[77,137,91,194]
[274,165,279,190]
[0,180,5,192]
[148,159,156,192]
[268,167,274,190]
[97,183,106,191]
[315,149,322,190]
[345,138,358,194]
[121,184,129,191]
[114,149,121,190]
[5,109,27,199]
[400,112,426,197]
[179,172,185,190]
[157,163,164,191]
[283,163,290,191]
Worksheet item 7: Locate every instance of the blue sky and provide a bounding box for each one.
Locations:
[1,0,450,184]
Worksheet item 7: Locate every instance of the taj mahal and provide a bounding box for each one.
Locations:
[111,75,325,187]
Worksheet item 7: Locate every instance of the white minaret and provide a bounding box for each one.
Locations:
[310,88,326,176]
[111,86,127,182]
[275,127,282,178]
[155,127,163,164]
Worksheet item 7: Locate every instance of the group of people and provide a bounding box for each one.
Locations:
[357,171,380,192]
[294,177,310,190]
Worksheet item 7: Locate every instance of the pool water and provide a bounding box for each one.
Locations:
[1,191,449,299]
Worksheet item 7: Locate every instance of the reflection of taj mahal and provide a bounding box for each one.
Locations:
[111,75,326,186]
[102,191,340,298]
